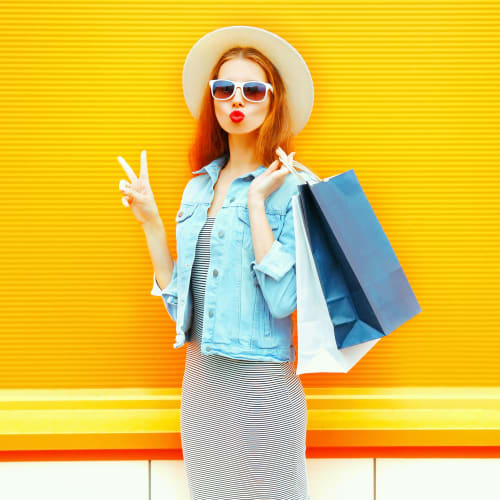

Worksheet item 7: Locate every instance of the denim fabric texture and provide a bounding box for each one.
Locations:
[150,153,304,363]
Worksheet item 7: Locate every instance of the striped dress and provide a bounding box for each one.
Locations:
[180,216,310,500]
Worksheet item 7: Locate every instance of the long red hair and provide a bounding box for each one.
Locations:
[187,46,297,174]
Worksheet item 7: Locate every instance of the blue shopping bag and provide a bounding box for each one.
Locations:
[297,169,422,349]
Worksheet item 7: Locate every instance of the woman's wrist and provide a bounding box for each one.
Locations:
[248,193,265,209]
[142,214,164,233]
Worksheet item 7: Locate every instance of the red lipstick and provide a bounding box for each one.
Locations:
[229,110,245,122]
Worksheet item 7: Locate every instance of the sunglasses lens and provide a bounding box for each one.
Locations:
[212,80,235,99]
[243,82,267,101]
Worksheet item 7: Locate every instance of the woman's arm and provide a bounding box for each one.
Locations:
[142,215,175,290]
[248,196,297,319]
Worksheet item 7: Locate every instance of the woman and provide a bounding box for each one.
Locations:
[117,26,313,500]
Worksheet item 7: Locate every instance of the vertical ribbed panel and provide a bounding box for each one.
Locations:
[0,1,498,388]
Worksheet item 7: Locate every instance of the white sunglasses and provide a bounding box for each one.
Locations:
[209,79,274,102]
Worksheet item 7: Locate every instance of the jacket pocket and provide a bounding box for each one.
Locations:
[176,203,196,237]
[175,203,197,267]
[253,286,281,348]
[176,203,196,223]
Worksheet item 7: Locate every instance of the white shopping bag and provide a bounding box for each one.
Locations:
[292,193,380,375]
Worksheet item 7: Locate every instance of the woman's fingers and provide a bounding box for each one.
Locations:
[139,150,150,183]
[120,184,147,203]
[266,159,280,173]
[117,151,151,209]
[275,157,291,175]
[270,159,288,176]
[118,179,133,208]
[117,156,138,183]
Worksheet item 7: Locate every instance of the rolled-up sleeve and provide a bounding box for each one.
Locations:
[150,260,179,323]
[250,197,297,319]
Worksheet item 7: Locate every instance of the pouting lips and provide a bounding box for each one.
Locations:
[229,111,245,120]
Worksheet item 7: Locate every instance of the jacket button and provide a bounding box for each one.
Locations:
[213,269,218,277]
[229,197,235,203]
[208,310,214,318]
[206,346,211,351]
[218,230,224,238]
[178,210,183,217]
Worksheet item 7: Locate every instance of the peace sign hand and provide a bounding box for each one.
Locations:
[117,150,160,226]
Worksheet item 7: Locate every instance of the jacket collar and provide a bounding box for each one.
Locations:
[193,153,267,183]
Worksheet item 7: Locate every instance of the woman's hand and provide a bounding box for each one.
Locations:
[117,150,161,226]
[248,158,291,204]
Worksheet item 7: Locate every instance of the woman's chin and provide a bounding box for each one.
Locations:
[223,121,262,135]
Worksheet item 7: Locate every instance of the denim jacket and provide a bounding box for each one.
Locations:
[150,153,303,363]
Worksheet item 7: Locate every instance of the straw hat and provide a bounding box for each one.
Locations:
[182,25,314,136]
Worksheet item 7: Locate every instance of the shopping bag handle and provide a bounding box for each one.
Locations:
[275,146,322,185]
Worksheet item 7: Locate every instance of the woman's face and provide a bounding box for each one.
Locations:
[213,57,271,136]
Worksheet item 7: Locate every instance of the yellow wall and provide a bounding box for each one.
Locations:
[1,1,498,389]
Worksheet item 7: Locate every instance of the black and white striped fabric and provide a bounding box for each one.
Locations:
[180,217,310,500]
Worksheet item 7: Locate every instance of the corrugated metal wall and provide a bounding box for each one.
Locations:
[1,1,498,388]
